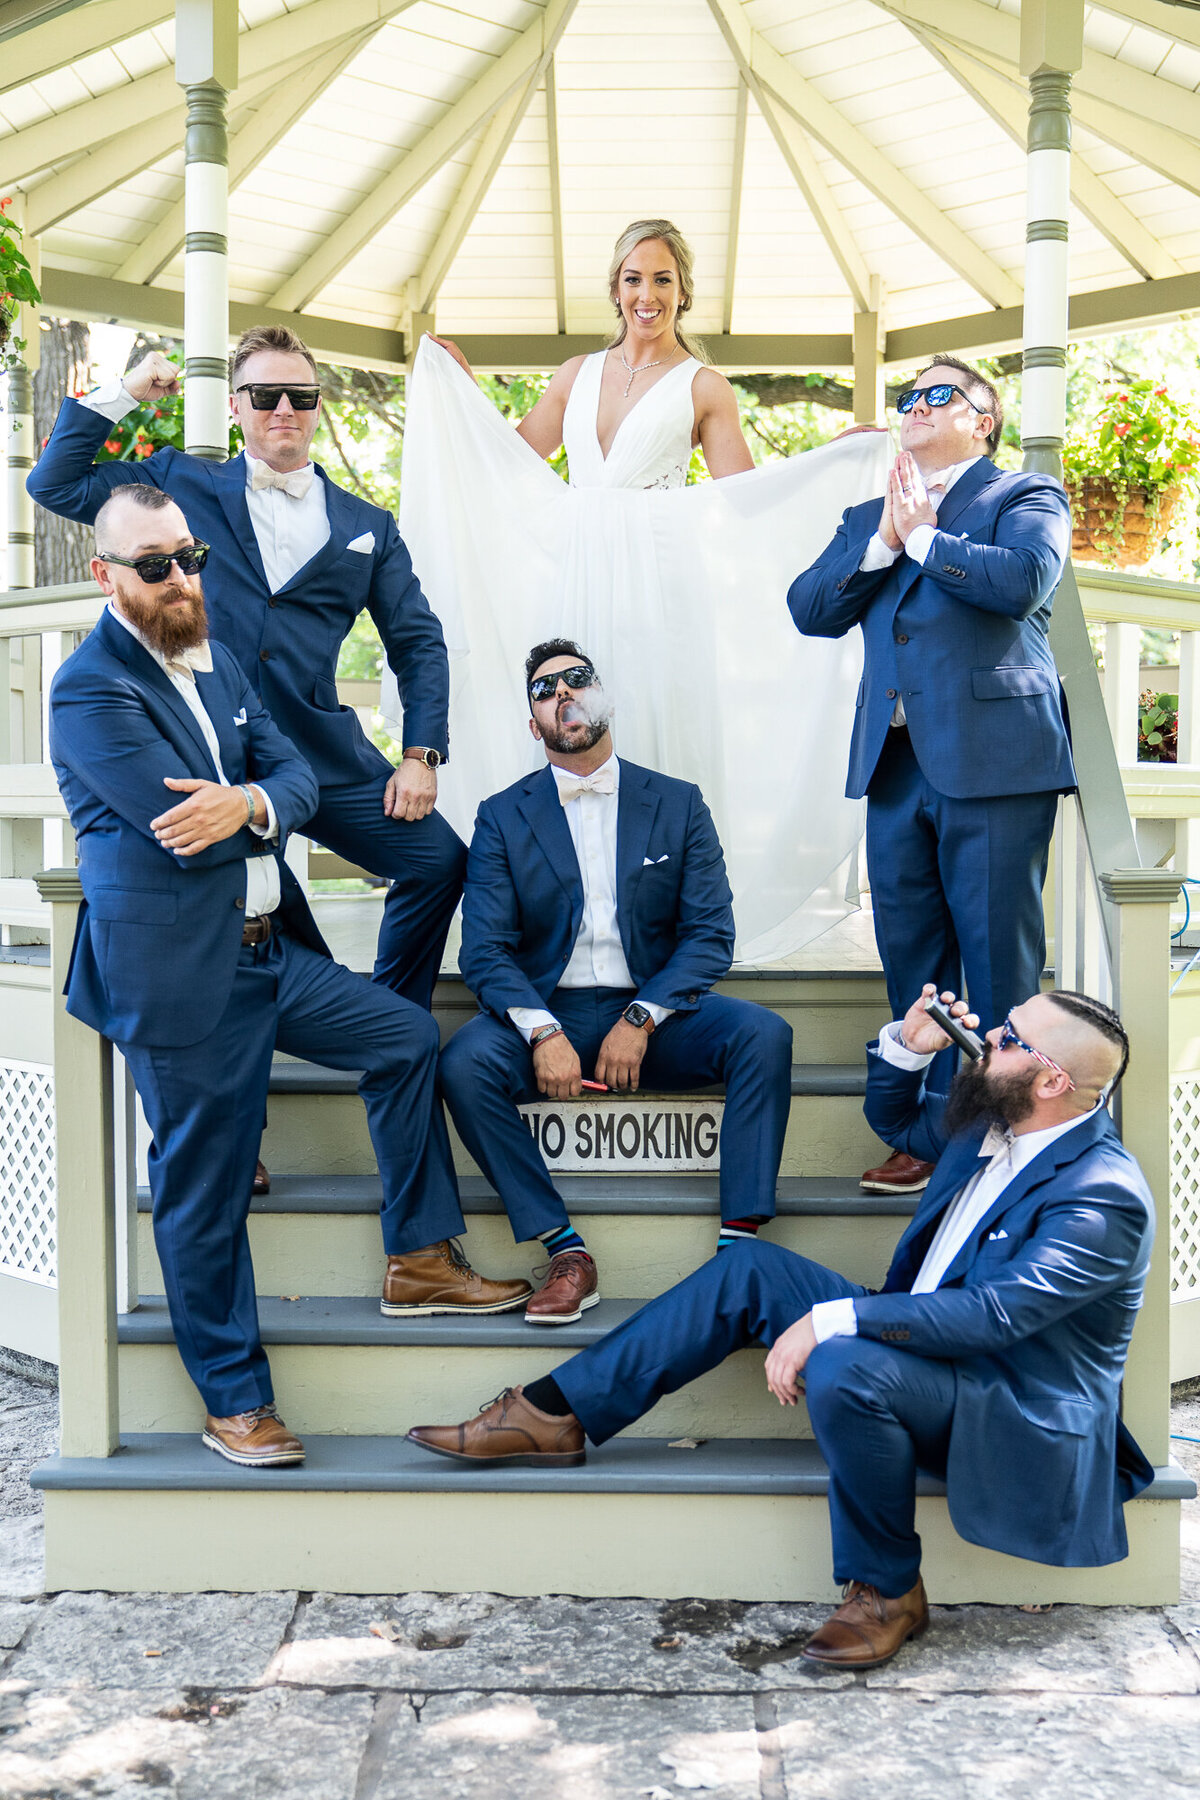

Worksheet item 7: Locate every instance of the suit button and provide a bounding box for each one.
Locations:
[686,992,698,1002]
[886,689,896,699]
[234,897,245,910]
[268,598,278,609]
[896,634,909,644]
[260,649,270,662]
[835,577,848,591]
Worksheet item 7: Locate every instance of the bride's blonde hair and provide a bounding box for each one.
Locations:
[607,220,707,363]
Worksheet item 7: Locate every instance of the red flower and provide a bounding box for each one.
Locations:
[1155,387,1169,397]
[103,438,120,454]
[1113,421,1130,437]
[0,198,9,211]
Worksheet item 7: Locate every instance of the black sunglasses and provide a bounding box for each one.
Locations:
[528,663,597,704]
[896,382,989,416]
[234,383,321,411]
[99,542,210,584]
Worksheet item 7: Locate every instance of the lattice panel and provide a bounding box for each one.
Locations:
[0,1060,56,1288]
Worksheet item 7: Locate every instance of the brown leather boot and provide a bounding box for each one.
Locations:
[252,1159,270,1196]
[202,1404,304,1467]
[801,1578,929,1668]
[525,1250,600,1324]
[408,1386,585,1466]
[381,1239,533,1316]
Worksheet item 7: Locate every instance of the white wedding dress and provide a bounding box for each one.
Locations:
[381,338,889,962]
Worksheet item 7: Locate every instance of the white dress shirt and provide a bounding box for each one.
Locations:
[83,383,329,594]
[856,453,984,728]
[106,601,280,918]
[508,753,673,1044]
[810,1019,1100,1343]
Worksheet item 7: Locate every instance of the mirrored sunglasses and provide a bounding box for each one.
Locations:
[99,542,210,584]
[895,382,987,416]
[234,383,321,411]
[528,663,597,704]
[998,1017,1076,1090]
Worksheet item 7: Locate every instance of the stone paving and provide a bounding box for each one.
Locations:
[4,1361,1200,1797]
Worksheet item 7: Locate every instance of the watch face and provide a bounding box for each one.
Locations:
[624,1004,651,1029]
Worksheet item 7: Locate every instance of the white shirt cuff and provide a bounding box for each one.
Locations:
[508,1007,560,1044]
[248,786,279,843]
[810,1298,859,1342]
[904,523,936,565]
[877,1018,935,1070]
[643,1001,673,1027]
[859,532,902,572]
[82,378,140,425]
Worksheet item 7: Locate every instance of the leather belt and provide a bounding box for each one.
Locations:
[241,914,273,946]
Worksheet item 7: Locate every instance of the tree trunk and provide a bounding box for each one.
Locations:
[32,318,93,586]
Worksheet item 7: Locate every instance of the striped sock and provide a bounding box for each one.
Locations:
[538,1221,589,1260]
[717,1217,765,1251]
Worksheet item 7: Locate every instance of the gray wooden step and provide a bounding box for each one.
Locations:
[267,1059,869,1098]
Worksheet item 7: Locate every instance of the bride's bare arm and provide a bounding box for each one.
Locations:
[694,368,755,478]
[426,335,476,380]
[516,355,588,459]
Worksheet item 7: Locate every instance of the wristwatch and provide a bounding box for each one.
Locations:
[622,1002,655,1034]
[402,746,442,770]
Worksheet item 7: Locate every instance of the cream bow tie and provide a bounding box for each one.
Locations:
[979,1123,1015,1167]
[163,641,214,683]
[557,769,617,804]
[250,461,314,499]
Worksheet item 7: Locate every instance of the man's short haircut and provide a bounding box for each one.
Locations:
[230,325,318,389]
[94,483,174,554]
[1047,989,1130,1097]
[916,352,1003,457]
[525,637,591,691]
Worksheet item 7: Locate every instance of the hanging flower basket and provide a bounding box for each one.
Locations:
[0,195,40,374]
[1069,477,1184,568]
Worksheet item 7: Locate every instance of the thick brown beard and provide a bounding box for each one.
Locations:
[116,583,209,658]
[942,1055,1039,1139]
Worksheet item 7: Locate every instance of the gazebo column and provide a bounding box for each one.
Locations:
[176,0,237,461]
[1019,1,1081,479]
[851,276,884,426]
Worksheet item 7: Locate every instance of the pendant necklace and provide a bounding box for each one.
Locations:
[620,347,665,399]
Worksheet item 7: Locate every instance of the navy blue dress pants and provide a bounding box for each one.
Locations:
[865,726,1059,1084]
[438,988,793,1242]
[121,926,465,1417]
[306,774,467,1009]
[554,1240,955,1597]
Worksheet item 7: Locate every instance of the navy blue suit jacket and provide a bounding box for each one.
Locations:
[787,457,1077,800]
[29,398,450,787]
[459,761,735,1019]
[858,1047,1155,1568]
[49,607,325,1048]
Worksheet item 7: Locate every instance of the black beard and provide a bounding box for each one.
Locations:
[539,699,609,755]
[116,580,209,657]
[942,1053,1039,1139]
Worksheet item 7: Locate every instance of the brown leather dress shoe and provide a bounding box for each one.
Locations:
[802,1578,929,1669]
[202,1404,304,1467]
[252,1159,270,1196]
[525,1250,600,1324]
[860,1150,935,1194]
[381,1238,533,1316]
[408,1386,585,1467]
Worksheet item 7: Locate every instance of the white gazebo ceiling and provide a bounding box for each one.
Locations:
[4,0,1200,370]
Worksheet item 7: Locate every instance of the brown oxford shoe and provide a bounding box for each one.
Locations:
[252,1159,270,1196]
[202,1404,304,1468]
[859,1150,935,1194]
[525,1250,600,1324]
[381,1238,533,1316]
[408,1385,585,1467]
[802,1578,929,1669]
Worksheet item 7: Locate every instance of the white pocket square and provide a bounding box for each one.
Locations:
[643,854,670,865]
[233,709,247,726]
[987,1229,1009,1241]
[346,532,374,553]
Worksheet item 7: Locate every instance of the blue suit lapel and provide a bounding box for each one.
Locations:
[938,1107,1113,1287]
[517,766,582,911]
[213,455,268,589]
[884,1130,988,1291]
[615,764,660,958]
[97,608,220,778]
[195,665,246,783]
[274,467,359,596]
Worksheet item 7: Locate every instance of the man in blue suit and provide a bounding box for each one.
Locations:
[29,325,466,1019]
[49,486,528,1468]
[434,641,793,1323]
[788,356,1076,1198]
[410,982,1153,1669]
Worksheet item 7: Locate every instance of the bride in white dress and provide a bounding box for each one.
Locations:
[382,220,888,961]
